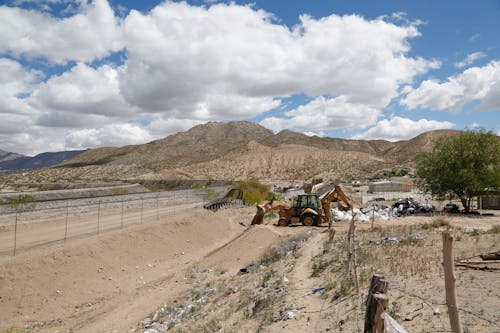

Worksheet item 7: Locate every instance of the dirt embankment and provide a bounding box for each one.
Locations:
[0,207,263,332]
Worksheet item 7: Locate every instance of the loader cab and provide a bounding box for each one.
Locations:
[293,194,321,213]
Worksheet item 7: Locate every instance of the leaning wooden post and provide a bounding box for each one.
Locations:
[442,231,463,333]
[364,274,389,333]
[328,228,336,243]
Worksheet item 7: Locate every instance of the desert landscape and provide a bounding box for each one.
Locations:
[0,205,498,333]
[1,1,499,332]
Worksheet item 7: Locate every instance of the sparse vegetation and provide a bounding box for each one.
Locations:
[421,217,450,229]
[8,194,35,212]
[111,188,129,195]
[234,179,273,205]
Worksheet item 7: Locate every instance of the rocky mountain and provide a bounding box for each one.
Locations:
[0,150,85,172]
[0,149,23,163]
[0,122,461,186]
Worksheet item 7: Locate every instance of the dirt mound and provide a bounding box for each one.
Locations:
[0,208,254,332]
[200,225,287,274]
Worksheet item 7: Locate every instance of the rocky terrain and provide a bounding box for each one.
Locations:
[0,122,460,190]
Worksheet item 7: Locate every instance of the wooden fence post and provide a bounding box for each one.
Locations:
[364,274,389,333]
[442,231,463,333]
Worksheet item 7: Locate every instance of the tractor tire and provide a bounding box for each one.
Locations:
[301,214,316,226]
[278,218,288,227]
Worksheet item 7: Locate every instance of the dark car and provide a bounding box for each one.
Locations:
[444,203,460,213]
[369,197,385,202]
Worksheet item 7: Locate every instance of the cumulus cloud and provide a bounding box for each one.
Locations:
[260,96,381,133]
[0,1,444,153]
[119,2,438,119]
[402,61,500,112]
[351,116,454,141]
[30,62,138,127]
[0,0,123,63]
[147,117,206,137]
[0,58,41,115]
[454,52,486,68]
[65,123,153,149]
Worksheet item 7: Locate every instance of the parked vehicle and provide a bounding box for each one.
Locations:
[444,203,460,213]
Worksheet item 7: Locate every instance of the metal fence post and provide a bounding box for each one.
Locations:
[121,199,124,229]
[140,197,144,224]
[97,200,101,235]
[64,200,69,241]
[13,209,18,256]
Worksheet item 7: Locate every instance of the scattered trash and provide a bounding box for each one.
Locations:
[141,317,152,328]
[223,288,238,297]
[238,263,258,275]
[283,276,289,283]
[370,234,425,245]
[312,287,325,294]
[433,307,441,316]
[332,207,392,222]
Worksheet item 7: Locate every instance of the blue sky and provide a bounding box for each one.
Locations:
[0,0,499,155]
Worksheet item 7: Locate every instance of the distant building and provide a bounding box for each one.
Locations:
[368,180,414,193]
[479,195,500,210]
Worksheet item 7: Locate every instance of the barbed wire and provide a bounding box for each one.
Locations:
[390,284,500,328]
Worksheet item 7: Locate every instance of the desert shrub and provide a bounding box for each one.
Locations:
[422,218,450,229]
[234,179,273,205]
[488,225,500,234]
[260,232,312,265]
[111,188,129,195]
[9,194,35,212]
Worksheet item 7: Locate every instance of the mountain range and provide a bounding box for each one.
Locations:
[0,121,461,186]
[0,150,84,172]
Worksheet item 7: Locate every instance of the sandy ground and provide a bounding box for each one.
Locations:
[0,207,256,332]
[1,209,499,333]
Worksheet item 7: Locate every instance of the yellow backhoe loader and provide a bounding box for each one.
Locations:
[252,185,352,227]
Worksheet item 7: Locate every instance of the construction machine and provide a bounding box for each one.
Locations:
[252,185,352,226]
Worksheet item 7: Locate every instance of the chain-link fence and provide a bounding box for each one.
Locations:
[0,187,228,256]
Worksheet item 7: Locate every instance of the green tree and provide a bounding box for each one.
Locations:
[416,129,500,213]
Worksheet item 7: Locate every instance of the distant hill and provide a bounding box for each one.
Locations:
[0,150,85,172]
[0,122,462,184]
[0,149,23,163]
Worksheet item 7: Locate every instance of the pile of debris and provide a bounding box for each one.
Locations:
[392,198,434,216]
[331,206,393,222]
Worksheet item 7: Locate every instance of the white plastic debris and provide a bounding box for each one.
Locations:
[383,312,409,333]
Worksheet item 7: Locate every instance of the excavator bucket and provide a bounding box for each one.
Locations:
[203,188,244,211]
[251,205,266,225]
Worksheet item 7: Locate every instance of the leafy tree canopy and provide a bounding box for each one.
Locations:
[416,129,500,212]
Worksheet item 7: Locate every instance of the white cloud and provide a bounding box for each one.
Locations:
[351,116,454,141]
[402,61,500,112]
[119,2,438,119]
[65,123,153,149]
[469,33,480,42]
[455,52,486,68]
[30,62,138,127]
[0,1,444,154]
[0,58,42,114]
[470,122,480,128]
[147,117,206,137]
[260,96,381,133]
[0,0,123,64]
